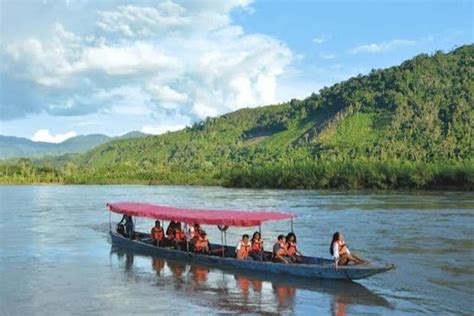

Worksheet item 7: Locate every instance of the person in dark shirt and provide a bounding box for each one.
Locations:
[119,215,134,239]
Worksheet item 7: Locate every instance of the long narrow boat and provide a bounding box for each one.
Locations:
[107,202,395,280]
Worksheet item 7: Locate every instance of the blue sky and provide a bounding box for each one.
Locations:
[0,0,472,142]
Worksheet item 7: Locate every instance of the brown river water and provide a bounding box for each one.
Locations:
[0,185,472,315]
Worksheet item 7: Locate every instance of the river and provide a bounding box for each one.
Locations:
[0,185,472,315]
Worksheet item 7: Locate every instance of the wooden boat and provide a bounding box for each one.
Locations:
[107,202,395,280]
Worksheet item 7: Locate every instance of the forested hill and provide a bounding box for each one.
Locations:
[3,45,473,189]
[0,131,147,159]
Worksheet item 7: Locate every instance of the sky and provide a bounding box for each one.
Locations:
[0,0,472,143]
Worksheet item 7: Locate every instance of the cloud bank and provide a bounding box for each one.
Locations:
[1,0,293,132]
[32,129,77,143]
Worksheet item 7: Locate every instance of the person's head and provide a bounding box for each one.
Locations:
[194,223,200,229]
[330,232,341,255]
[251,231,260,241]
[200,231,207,238]
[176,222,182,229]
[242,234,249,242]
[286,232,297,243]
[155,220,161,227]
[277,234,286,243]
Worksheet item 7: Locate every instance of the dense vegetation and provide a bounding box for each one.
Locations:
[1,45,473,190]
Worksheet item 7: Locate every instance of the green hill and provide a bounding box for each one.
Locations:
[2,45,473,189]
[0,131,148,159]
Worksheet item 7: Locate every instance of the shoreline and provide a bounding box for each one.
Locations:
[0,181,471,192]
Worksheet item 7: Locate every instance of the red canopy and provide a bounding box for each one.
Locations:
[107,202,295,227]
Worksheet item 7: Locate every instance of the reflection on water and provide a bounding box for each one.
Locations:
[111,248,391,315]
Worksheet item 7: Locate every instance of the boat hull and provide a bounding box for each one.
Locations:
[109,232,394,280]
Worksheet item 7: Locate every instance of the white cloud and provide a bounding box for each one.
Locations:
[140,112,191,135]
[31,129,77,143]
[313,35,330,44]
[141,124,186,135]
[1,1,293,123]
[192,101,219,119]
[349,39,416,54]
[146,83,188,106]
[96,3,191,37]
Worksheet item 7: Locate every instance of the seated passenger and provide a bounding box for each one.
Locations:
[250,231,264,261]
[166,221,177,240]
[286,232,302,263]
[330,232,367,268]
[116,223,125,236]
[173,222,186,250]
[192,224,201,237]
[194,231,210,253]
[187,223,201,240]
[235,234,252,260]
[273,235,290,264]
[150,220,164,246]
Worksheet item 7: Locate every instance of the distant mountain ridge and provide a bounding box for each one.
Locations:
[0,131,148,159]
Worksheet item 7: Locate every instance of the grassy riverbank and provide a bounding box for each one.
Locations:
[1,159,472,190]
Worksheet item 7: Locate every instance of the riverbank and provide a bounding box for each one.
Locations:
[1,160,472,190]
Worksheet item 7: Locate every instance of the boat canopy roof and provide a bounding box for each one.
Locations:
[107,202,295,227]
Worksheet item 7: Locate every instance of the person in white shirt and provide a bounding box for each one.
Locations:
[330,232,366,268]
[235,234,252,260]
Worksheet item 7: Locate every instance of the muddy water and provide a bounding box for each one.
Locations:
[0,185,472,315]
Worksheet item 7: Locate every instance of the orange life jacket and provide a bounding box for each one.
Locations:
[174,229,185,241]
[236,240,251,259]
[273,241,287,256]
[151,227,164,241]
[287,241,298,256]
[195,236,209,251]
[251,239,263,253]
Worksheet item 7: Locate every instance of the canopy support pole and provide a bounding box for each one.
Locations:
[186,224,190,253]
[291,217,294,233]
[221,230,225,257]
[109,211,112,232]
[259,224,263,262]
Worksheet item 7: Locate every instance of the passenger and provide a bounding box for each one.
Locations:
[187,224,202,251]
[194,231,210,253]
[286,232,303,263]
[193,224,201,238]
[330,232,367,268]
[250,231,264,261]
[166,221,177,240]
[173,222,186,250]
[119,215,134,239]
[273,235,290,264]
[235,234,252,260]
[150,220,164,246]
[116,223,125,236]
